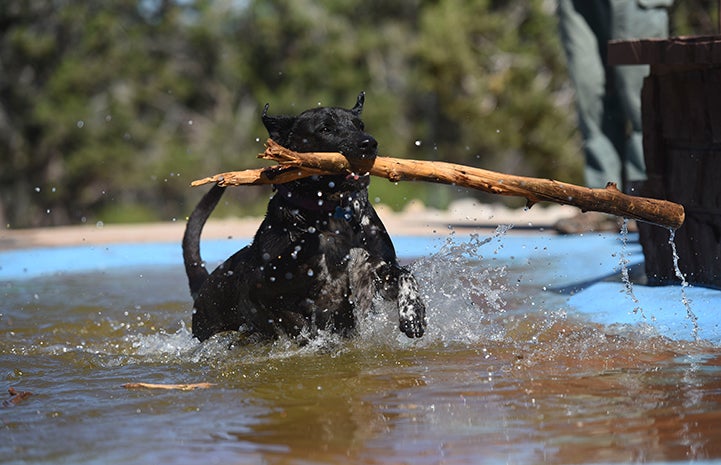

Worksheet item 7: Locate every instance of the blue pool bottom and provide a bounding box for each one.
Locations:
[1,233,719,343]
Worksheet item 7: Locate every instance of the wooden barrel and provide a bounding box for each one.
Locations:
[608,36,721,288]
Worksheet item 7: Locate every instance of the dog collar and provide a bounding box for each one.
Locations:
[274,183,341,214]
[274,181,365,221]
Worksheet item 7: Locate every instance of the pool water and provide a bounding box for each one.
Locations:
[2,231,721,464]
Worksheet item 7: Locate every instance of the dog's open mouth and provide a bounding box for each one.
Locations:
[346,172,370,181]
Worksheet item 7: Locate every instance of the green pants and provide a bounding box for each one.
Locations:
[557,0,671,190]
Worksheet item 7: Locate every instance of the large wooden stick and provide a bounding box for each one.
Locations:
[192,139,685,230]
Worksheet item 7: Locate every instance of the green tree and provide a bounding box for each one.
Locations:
[670,0,719,35]
[1,0,585,227]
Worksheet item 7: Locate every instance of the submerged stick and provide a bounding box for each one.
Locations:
[122,382,215,391]
[2,387,33,408]
[192,139,685,230]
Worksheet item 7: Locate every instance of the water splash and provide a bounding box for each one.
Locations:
[618,218,645,319]
[410,226,513,346]
[668,228,699,340]
[130,320,198,357]
[123,226,517,358]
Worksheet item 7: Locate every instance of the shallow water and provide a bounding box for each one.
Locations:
[2,233,721,464]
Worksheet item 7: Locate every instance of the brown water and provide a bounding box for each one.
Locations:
[2,236,721,464]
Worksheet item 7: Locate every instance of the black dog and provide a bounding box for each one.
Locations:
[182,92,426,342]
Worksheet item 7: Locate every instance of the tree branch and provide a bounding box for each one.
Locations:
[191,139,685,230]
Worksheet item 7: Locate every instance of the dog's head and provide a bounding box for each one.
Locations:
[262,92,378,165]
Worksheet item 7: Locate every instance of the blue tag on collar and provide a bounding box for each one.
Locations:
[333,206,353,221]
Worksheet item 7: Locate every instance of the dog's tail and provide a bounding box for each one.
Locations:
[182,184,226,300]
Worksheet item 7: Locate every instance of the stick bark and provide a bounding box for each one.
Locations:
[191,139,685,230]
[2,388,32,408]
[122,382,214,391]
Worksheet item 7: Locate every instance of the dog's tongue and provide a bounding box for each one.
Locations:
[346,172,370,181]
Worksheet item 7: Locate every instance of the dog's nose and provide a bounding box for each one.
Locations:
[359,137,378,155]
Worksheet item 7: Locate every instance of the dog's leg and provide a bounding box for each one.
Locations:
[377,263,426,338]
[396,270,426,338]
[191,248,254,342]
[359,206,426,338]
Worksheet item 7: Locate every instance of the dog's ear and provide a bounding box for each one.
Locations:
[262,103,296,144]
[351,91,365,116]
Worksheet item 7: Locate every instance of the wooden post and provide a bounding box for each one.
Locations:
[609,36,721,287]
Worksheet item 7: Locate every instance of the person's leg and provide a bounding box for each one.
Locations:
[610,0,670,191]
[558,0,622,188]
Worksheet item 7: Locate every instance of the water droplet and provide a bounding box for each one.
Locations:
[414,140,422,146]
[76,120,84,128]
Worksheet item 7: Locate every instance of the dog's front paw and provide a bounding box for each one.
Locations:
[397,274,426,338]
[399,303,426,338]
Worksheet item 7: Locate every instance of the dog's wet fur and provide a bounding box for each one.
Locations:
[182,92,426,342]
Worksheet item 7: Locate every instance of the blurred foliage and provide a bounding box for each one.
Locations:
[0,0,707,227]
[670,0,720,35]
